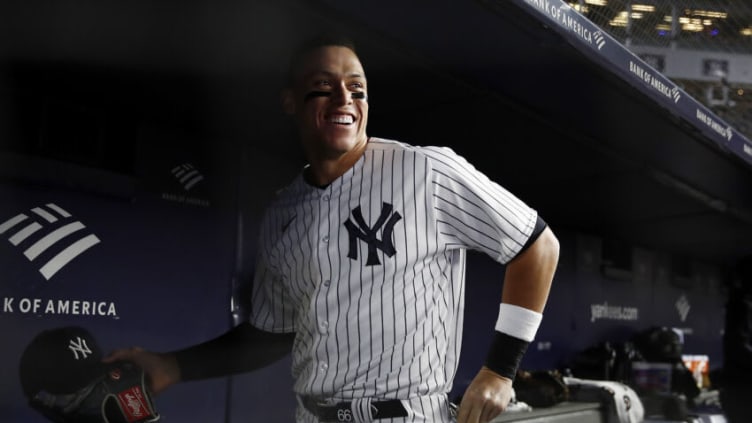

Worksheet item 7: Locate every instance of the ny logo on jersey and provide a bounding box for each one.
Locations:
[344,202,402,266]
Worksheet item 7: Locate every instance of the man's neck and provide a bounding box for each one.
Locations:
[305,138,368,188]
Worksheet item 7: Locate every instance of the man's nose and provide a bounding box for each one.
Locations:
[331,83,352,105]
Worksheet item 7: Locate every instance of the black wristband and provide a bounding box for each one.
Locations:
[484,331,530,380]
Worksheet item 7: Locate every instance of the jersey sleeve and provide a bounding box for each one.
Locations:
[424,146,538,264]
[248,210,298,334]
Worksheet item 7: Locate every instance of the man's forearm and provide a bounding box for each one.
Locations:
[172,322,295,382]
[484,226,559,379]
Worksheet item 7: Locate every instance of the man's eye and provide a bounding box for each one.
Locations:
[349,82,364,89]
[315,80,331,87]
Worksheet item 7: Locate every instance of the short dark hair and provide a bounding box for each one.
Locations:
[286,32,358,87]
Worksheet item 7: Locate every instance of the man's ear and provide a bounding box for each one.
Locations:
[281,88,295,115]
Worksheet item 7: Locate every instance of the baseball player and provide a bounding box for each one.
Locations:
[106,34,559,423]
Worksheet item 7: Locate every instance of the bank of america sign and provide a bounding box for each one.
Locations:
[0,203,100,280]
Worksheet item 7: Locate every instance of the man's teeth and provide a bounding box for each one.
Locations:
[329,115,353,124]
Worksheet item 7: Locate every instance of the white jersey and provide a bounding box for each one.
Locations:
[250,138,537,410]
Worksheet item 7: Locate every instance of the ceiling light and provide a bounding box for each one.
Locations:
[682,23,704,32]
[567,2,589,13]
[690,10,728,19]
[631,4,655,12]
[609,13,628,27]
[585,0,607,5]
[614,10,645,20]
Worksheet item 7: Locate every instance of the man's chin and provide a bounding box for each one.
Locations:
[322,134,364,153]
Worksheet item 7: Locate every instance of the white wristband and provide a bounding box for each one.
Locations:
[494,303,542,342]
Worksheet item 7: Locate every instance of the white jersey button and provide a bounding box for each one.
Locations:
[319,320,329,333]
[322,236,329,243]
[319,362,328,373]
[323,195,330,201]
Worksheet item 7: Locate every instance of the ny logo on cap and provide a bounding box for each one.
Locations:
[68,336,93,360]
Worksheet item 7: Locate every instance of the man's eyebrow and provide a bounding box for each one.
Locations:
[304,70,366,79]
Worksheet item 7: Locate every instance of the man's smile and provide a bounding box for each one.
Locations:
[326,114,355,125]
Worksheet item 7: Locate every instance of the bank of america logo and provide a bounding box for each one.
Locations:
[671,86,682,103]
[171,163,204,191]
[593,31,606,50]
[0,203,101,280]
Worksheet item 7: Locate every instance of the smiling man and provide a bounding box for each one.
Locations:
[283,42,370,179]
[106,34,560,423]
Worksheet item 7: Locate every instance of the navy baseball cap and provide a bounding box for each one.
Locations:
[19,326,107,397]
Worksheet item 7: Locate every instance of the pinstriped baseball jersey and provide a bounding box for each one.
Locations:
[250,138,537,411]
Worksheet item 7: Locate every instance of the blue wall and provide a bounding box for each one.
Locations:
[0,150,726,422]
[0,182,236,422]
